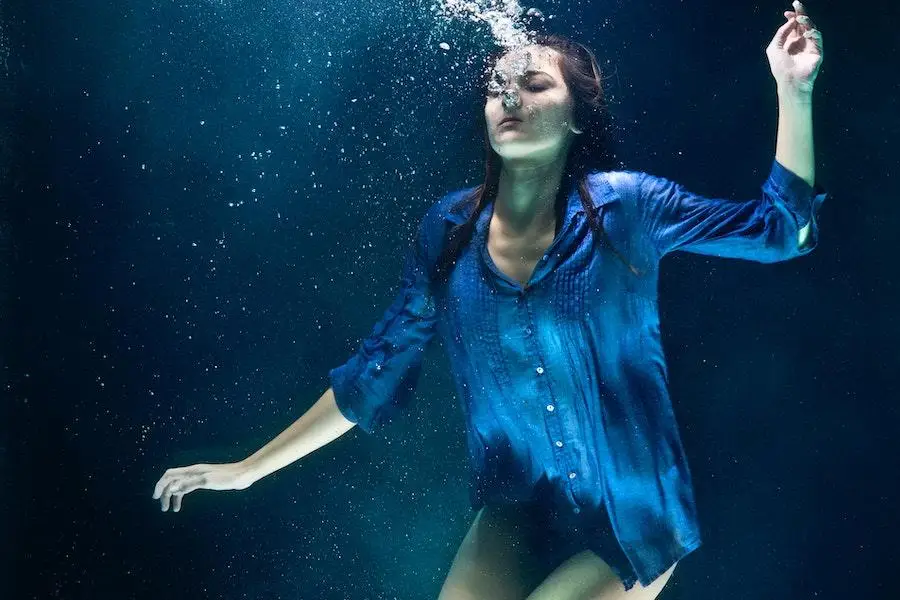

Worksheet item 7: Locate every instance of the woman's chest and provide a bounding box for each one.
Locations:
[435,205,657,331]
[486,228,555,289]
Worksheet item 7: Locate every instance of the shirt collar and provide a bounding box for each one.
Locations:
[445,175,587,234]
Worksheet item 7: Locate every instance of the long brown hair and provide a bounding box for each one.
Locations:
[432,34,639,285]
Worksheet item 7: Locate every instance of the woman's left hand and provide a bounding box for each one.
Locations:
[766,1,824,97]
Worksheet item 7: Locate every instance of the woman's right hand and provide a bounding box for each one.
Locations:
[152,461,254,512]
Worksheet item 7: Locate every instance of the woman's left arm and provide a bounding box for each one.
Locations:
[770,1,824,244]
[625,2,828,263]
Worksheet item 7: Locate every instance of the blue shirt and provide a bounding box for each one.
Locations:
[329,160,828,586]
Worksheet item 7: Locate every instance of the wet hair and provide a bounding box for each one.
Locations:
[431,34,639,285]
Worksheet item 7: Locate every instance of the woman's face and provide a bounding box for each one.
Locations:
[485,45,581,162]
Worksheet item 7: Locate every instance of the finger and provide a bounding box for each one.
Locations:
[792,1,807,16]
[771,17,798,48]
[160,480,180,511]
[803,27,824,52]
[153,472,172,499]
[172,493,183,513]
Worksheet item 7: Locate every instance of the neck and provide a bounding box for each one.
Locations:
[494,154,568,236]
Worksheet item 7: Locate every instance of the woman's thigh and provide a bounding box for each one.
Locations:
[524,551,676,600]
[437,504,546,600]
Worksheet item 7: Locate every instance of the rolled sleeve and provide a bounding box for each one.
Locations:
[763,160,829,253]
[328,207,442,434]
[636,160,829,262]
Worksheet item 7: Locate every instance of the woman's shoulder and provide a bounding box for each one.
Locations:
[585,169,647,206]
[422,185,479,227]
[586,168,649,187]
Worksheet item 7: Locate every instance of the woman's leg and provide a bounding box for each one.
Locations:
[524,551,676,600]
[437,504,544,600]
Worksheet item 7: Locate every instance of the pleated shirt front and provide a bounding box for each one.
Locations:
[329,160,828,586]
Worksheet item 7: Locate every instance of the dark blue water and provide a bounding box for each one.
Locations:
[5,0,899,598]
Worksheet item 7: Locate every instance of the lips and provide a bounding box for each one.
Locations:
[499,117,522,126]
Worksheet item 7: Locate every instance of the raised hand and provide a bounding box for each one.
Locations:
[766,1,824,97]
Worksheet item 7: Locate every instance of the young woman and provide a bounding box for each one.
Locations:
[154,3,826,598]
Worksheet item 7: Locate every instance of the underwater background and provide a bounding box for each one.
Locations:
[3,0,899,598]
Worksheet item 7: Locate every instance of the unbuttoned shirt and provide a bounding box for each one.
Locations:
[329,160,828,586]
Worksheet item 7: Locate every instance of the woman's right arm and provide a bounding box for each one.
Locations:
[152,387,354,512]
[240,387,355,486]
[153,191,455,513]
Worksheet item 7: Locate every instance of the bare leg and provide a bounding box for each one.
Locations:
[525,550,676,600]
[437,504,544,600]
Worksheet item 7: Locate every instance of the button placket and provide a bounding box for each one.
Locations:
[521,290,578,491]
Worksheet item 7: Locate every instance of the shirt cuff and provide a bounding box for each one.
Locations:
[765,160,829,252]
[329,361,365,431]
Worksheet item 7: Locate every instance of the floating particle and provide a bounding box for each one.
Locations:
[526,8,544,19]
[439,42,450,51]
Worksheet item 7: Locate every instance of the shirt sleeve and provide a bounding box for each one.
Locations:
[327,207,441,435]
[636,160,829,261]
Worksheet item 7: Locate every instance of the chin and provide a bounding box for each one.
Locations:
[492,140,557,161]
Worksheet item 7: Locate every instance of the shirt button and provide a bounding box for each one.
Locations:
[555,440,564,447]
[569,472,577,479]
[525,327,532,335]
[535,366,544,375]
[546,404,554,412]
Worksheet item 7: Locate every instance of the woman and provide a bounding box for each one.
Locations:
[153,3,827,598]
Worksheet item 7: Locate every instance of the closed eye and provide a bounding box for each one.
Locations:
[486,84,547,97]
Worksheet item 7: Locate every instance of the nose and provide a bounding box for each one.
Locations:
[501,88,521,110]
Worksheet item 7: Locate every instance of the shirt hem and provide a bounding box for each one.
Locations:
[635,536,703,588]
